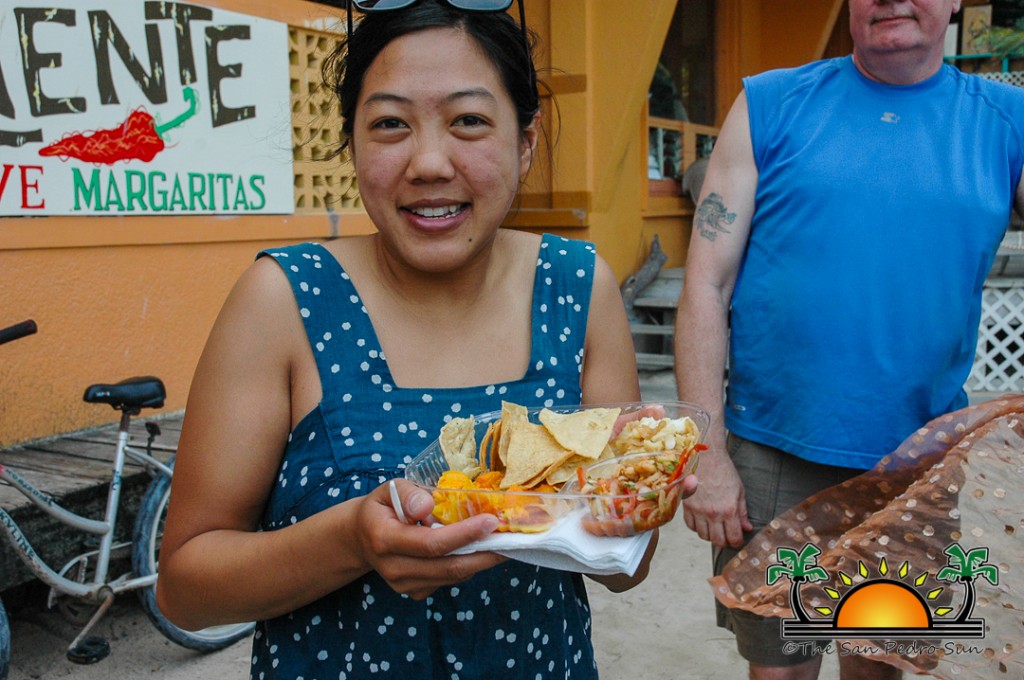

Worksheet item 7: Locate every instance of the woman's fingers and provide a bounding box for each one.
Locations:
[388,478,433,524]
[398,550,508,600]
[375,522,506,599]
[608,404,667,439]
[680,473,699,499]
[359,482,505,597]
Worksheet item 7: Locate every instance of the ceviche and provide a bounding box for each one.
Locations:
[574,445,706,537]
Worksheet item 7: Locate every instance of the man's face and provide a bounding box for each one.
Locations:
[849,0,961,57]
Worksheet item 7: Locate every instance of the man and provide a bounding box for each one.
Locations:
[675,1,1024,679]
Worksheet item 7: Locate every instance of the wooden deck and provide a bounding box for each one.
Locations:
[0,411,182,592]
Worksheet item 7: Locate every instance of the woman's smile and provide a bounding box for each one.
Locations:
[405,203,467,219]
[401,201,471,231]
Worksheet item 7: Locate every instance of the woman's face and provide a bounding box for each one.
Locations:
[351,27,537,274]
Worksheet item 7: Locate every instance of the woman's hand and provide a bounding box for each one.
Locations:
[353,479,507,600]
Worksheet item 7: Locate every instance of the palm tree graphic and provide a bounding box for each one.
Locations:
[936,543,999,623]
[767,543,829,622]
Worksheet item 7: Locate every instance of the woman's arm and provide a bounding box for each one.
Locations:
[579,255,642,405]
[156,257,504,630]
[578,255,691,592]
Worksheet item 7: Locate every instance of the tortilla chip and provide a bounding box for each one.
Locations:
[439,416,481,478]
[499,421,572,489]
[497,401,528,467]
[488,419,504,472]
[539,407,621,459]
[528,444,579,488]
[544,453,592,485]
[545,438,620,486]
[597,443,617,461]
[478,422,497,472]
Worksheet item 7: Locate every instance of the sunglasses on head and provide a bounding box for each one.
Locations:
[347,0,529,58]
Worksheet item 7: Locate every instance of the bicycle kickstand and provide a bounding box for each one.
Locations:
[65,590,114,665]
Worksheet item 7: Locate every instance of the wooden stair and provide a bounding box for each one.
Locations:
[627,266,683,370]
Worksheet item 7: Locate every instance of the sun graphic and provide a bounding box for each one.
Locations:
[834,581,931,628]
[768,543,994,640]
[816,558,946,628]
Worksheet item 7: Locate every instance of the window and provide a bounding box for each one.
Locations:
[653,0,715,126]
[647,0,716,198]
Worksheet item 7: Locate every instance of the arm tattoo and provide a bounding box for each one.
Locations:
[695,192,737,242]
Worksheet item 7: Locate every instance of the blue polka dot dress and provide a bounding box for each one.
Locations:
[251,234,600,679]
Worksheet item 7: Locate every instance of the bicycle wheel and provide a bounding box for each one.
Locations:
[132,465,255,651]
[0,597,10,680]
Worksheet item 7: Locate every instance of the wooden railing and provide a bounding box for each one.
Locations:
[646,116,718,197]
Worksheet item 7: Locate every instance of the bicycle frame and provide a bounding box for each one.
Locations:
[0,410,173,602]
[1,321,253,668]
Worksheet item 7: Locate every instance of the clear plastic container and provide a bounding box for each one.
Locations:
[405,400,710,535]
[561,450,699,537]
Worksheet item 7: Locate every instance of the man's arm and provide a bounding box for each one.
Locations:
[674,91,758,548]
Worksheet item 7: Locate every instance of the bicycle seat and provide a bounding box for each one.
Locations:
[83,376,166,412]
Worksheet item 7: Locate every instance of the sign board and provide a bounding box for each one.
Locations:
[0,1,294,216]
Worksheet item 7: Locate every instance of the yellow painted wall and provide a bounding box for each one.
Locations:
[716,0,845,122]
[2,241,270,444]
[545,0,679,278]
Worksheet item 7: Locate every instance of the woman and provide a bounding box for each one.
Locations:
[156,2,685,677]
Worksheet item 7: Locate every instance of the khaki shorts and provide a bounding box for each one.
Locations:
[713,434,862,667]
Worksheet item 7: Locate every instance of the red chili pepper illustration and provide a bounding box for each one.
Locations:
[39,88,198,165]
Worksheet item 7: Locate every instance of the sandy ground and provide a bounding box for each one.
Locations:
[5,520,755,680]
[5,371,841,679]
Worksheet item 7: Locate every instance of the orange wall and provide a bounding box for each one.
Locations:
[0,215,375,448]
[2,242,266,444]
[715,0,844,124]
[0,0,360,447]
[757,2,845,71]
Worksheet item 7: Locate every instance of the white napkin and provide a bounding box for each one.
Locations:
[447,509,652,576]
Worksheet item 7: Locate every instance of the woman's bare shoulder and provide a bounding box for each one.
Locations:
[496,228,543,263]
[226,255,299,321]
[199,254,309,371]
[500,228,542,247]
[318,235,374,272]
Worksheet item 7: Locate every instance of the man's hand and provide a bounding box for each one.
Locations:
[682,443,752,548]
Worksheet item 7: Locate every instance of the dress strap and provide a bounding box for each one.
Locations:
[257,242,377,392]
[529,234,596,379]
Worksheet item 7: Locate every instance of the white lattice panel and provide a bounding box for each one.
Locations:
[969,280,1024,393]
[289,27,361,212]
[976,71,1024,88]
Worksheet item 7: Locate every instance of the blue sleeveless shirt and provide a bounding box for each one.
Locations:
[727,56,1024,469]
[249,234,599,679]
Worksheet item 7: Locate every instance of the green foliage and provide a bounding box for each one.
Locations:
[988,26,1024,56]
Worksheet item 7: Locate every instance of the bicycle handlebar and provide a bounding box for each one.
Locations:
[0,319,37,346]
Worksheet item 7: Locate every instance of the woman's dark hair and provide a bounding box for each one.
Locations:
[322,0,541,155]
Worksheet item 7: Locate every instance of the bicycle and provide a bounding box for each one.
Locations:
[0,320,253,678]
